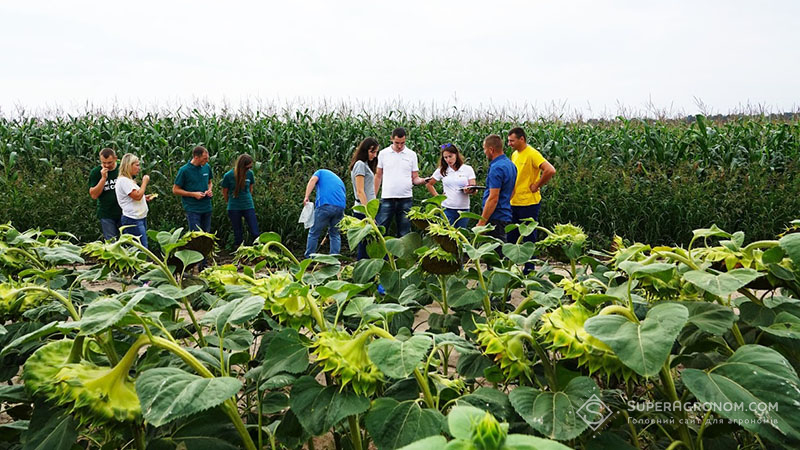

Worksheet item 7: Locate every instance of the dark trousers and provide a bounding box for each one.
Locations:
[486,219,509,243]
[376,197,413,237]
[507,203,541,273]
[305,204,345,259]
[507,204,541,244]
[444,208,469,228]
[121,216,148,248]
[485,219,509,261]
[228,208,260,248]
[352,212,369,260]
[99,217,122,241]
[186,211,212,268]
[186,211,212,233]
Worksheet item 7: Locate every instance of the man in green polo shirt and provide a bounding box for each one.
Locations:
[172,146,214,234]
[88,148,123,240]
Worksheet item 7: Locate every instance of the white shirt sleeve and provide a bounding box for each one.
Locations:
[432,168,443,181]
[377,150,385,169]
[465,165,476,180]
[411,151,419,172]
[117,177,134,196]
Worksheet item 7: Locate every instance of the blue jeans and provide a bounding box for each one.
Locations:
[186,211,212,233]
[352,212,369,260]
[444,208,469,228]
[121,216,148,248]
[507,204,541,244]
[305,204,345,259]
[376,197,413,237]
[486,219,509,244]
[99,217,121,241]
[186,211,212,268]
[508,203,541,273]
[228,208,259,248]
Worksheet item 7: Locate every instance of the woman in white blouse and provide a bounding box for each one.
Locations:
[115,154,155,247]
[426,143,477,228]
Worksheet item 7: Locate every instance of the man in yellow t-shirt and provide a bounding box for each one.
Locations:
[507,127,556,273]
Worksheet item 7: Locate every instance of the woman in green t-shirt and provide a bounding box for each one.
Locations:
[222,154,260,248]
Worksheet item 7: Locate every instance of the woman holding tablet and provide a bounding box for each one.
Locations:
[426,143,477,228]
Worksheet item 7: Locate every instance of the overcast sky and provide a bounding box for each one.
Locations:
[1,0,798,118]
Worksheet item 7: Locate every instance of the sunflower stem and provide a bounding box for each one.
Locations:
[264,241,301,266]
[438,275,449,313]
[368,326,435,408]
[731,323,746,348]
[660,364,694,450]
[655,251,699,271]
[348,415,363,450]
[67,335,85,364]
[147,335,256,450]
[16,286,80,321]
[598,304,639,323]
[695,409,713,450]
[520,332,557,390]
[741,240,778,255]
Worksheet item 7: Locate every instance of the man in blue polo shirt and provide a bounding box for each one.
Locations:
[173,146,214,233]
[303,169,347,259]
[478,134,517,243]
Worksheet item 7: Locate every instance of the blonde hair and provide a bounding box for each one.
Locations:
[118,153,140,179]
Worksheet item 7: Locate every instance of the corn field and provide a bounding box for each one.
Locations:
[1,110,799,250]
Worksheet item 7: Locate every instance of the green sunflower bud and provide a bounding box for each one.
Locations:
[0,241,26,271]
[200,265,255,296]
[22,339,73,397]
[536,223,587,262]
[338,264,355,281]
[233,243,291,268]
[557,278,589,302]
[539,302,633,381]
[82,236,151,275]
[0,281,51,319]
[250,273,319,329]
[23,339,141,424]
[420,247,460,275]
[471,411,508,450]
[311,329,383,396]
[475,314,532,381]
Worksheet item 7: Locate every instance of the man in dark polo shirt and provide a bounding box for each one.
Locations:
[88,147,123,240]
[478,134,517,243]
[172,146,214,234]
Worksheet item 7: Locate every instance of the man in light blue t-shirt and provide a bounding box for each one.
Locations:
[303,169,346,259]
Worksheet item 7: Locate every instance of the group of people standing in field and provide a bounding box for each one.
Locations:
[87,126,555,269]
[88,146,258,266]
[302,126,555,270]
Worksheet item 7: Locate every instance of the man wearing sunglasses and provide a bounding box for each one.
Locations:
[373,127,427,236]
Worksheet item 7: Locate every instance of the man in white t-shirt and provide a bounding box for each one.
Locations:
[373,128,427,236]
